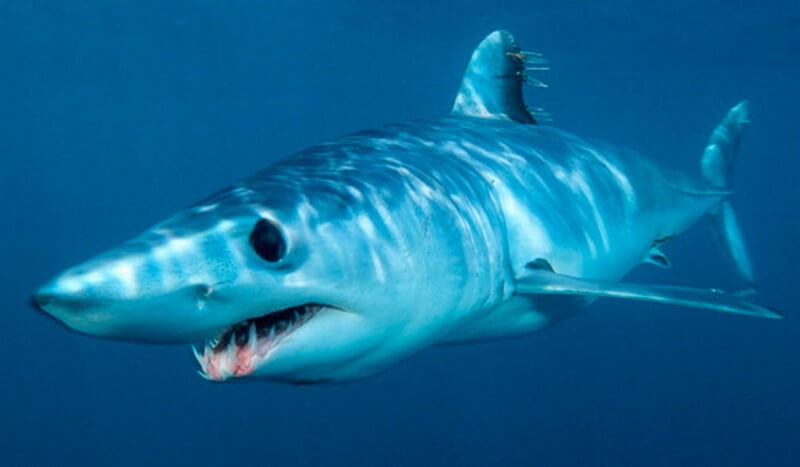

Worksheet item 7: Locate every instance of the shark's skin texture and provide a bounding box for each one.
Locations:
[33,31,776,383]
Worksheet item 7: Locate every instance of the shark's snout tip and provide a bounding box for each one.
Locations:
[31,281,56,312]
[31,278,89,317]
[30,284,66,328]
[30,291,45,312]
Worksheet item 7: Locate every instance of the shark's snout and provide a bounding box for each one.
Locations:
[32,288,56,311]
[34,254,135,309]
[30,239,217,342]
[30,287,66,324]
[32,267,121,334]
[33,286,94,315]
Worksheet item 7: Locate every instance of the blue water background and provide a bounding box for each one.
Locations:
[2,1,798,465]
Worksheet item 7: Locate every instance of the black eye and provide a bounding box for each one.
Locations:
[249,219,286,263]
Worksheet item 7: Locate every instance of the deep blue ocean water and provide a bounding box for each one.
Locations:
[2,1,799,465]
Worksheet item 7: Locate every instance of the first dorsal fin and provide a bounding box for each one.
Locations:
[452,30,538,124]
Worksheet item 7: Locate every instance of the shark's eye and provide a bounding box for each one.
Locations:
[249,219,286,263]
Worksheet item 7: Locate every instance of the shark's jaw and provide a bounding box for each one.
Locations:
[193,303,340,381]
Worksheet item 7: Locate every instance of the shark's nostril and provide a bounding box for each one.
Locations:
[197,284,213,298]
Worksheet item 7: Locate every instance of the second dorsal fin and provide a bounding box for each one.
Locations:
[451,30,539,124]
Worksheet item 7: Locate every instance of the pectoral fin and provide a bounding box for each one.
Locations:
[517,260,782,319]
[644,247,671,269]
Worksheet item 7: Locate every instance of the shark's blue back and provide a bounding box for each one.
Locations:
[239,114,720,282]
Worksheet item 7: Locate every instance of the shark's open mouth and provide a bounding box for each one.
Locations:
[193,304,324,381]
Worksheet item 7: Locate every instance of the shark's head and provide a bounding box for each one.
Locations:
[33,170,452,383]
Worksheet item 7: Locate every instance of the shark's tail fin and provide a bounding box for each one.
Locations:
[701,101,756,286]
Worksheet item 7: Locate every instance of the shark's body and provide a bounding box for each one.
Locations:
[240,117,722,344]
[34,31,780,383]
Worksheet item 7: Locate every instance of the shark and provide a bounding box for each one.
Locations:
[33,30,782,384]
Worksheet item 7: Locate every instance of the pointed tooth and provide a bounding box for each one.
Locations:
[248,322,257,348]
[269,326,275,338]
[293,310,300,321]
[226,337,236,362]
[192,345,203,364]
[196,370,213,381]
[206,337,219,350]
[192,345,209,375]
[217,356,232,380]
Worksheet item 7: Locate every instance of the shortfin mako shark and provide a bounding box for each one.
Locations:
[33,30,782,384]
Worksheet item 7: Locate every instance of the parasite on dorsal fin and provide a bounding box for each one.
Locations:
[527,106,552,123]
[451,30,548,124]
